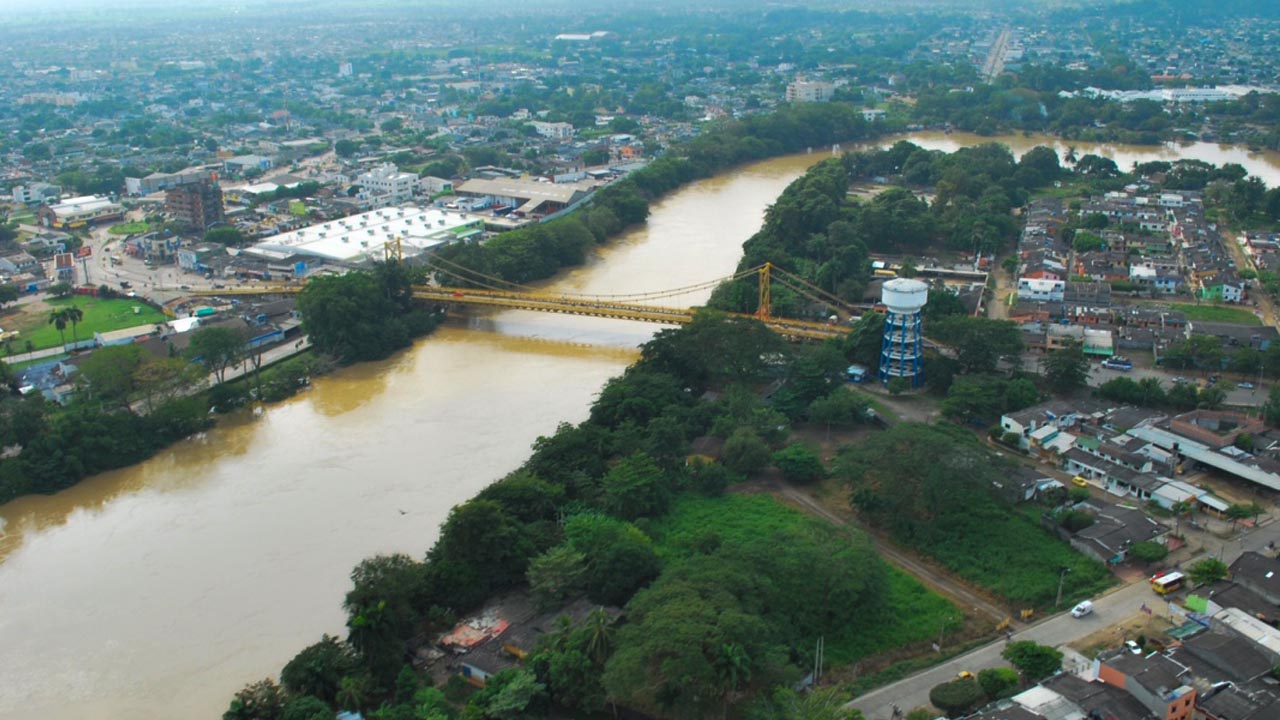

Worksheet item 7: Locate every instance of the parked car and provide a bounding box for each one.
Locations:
[1239,382,1255,390]
[1071,601,1094,618]
[1125,639,1142,655]
[1071,475,1089,488]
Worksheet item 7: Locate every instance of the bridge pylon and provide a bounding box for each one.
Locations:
[756,262,771,320]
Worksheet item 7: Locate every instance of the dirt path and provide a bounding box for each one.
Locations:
[760,479,1015,629]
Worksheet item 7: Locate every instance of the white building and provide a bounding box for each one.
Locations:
[11,182,61,205]
[528,121,574,140]
[244,205,483,265]
[36,195,123,228]
[421,176,455,195]
[358,164,423,206]
[1017,277,1065,302]
[786,80,836,103]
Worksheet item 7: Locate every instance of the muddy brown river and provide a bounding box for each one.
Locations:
[3,133,1280,719]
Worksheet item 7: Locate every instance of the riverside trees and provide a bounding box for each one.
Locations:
[297,261,441,363]
[238,311,904,719]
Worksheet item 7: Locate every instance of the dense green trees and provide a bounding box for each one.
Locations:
[297,263,441,363]
[838,423,1109,605]
[1044,341,1090,393]
[602,524,882,718]
[187,326,246,383]
[941,375,1038,422]
[926,317,1023,374]
[1002,641,1063,682]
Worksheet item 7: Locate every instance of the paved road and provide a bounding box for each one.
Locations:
[981,29,1012,82]
[850,518,1280,719]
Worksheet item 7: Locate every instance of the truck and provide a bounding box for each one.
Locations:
[1101,356,1133,371]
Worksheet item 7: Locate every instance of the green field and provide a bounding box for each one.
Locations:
[1168,302,1262,325]
[107,221,151,235]
[649,494,959,665]
[12,297,167,350]
[920,506,1113,607]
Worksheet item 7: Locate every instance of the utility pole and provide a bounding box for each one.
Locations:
[1055,566,1072,608]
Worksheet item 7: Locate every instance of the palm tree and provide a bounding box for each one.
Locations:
[48,309,68,348]
[716,642,752,717]
[583,608,615,665]
[335,675,366,713]
[64,305,84,346]
[1171,500,1195,536]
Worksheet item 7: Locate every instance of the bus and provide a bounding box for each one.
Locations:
[1151,571,1185,595]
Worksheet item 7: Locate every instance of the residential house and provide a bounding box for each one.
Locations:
[1096,650,1197,720]
[1001,401,1094,450]
[1069,504,1167,564]
[1229,552,1280,606]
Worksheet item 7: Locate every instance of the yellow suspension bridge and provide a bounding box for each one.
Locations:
[195,257,862,342]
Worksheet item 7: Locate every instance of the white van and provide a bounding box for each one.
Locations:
[1071,600,1094,618]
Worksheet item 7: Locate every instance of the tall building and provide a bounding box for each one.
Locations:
[357,163,422,206]
[878,278,928,387]
[785,80,836,103]
[166,178,225,232]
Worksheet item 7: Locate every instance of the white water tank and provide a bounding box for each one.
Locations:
[880,278,929,314]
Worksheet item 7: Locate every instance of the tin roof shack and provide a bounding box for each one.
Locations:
[1165,631,1280,720]
[1040,672,1157,720]
[1196,579,1280,625]
[1228,552,1280,606]
[1067,503,1168,565]
[442,596,616,687]
[1097,650,1197,720]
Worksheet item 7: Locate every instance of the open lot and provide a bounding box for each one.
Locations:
[649,493,961,667]
[1166,302,1262,326]
[4,296,167,351]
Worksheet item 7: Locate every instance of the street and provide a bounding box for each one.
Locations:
[851,515,1280,719]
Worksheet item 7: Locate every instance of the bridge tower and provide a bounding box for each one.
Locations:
[756,262,771,320]
[383,236,403,262]
[878,278,928,387]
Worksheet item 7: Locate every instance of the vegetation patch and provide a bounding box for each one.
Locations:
[837,423,1112,606]
[648,493,959,666]
[108,221,151,235]
[12,297,167,351]
[1167,302,1262,325]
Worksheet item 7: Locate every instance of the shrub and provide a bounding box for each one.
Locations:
[771,443,826,484]
[978,667,1020,700]
[722,427,771,475]
[1130,540,1168,564]
[1058,509,1096,533]
[1002,641,1062,681]
[929,678,984,717]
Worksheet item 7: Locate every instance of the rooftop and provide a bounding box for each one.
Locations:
[246,205,480,263]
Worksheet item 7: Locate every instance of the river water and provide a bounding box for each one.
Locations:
[3,133,1280,720]
[0,152,826,719]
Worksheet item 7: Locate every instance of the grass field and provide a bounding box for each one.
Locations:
[1167,302,1262,325]
[107,221,151,235]
[920,505,1113,607]
[649,494,959,665]
[10,297,167,350]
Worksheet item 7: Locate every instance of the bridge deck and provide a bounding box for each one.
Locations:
[192,285,851,341]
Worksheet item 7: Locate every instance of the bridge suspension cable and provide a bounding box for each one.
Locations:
[425,253,764,304]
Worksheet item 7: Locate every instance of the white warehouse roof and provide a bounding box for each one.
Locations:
[245,205,481,264]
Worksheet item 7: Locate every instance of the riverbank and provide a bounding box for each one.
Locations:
[6,127,1280,718]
